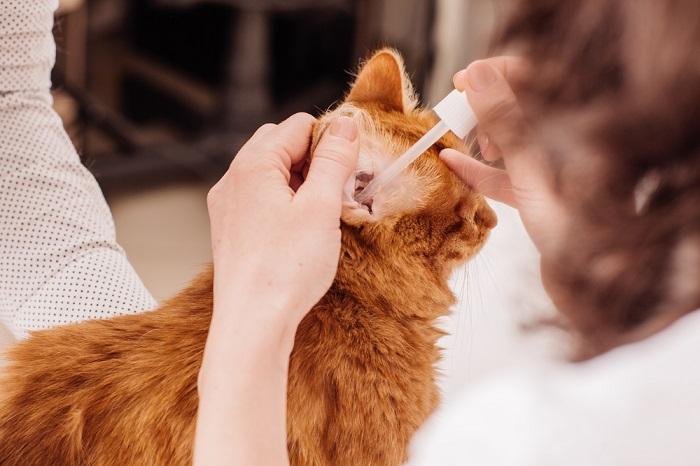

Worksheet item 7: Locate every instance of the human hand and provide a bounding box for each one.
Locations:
[206,112,359,347]
[197,113,358,466]
[439,57,567,254]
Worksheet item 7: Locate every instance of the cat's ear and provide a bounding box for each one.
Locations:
[347,49,417,113]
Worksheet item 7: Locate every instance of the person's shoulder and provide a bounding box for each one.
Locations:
[408,309,700,466]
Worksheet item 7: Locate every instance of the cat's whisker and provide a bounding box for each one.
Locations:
[476,253,499,291]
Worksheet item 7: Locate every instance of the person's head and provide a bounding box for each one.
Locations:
[497,0,700,357]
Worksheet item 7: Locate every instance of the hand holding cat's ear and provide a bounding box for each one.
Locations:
[227,112,317,198]
[207,113,360,346]
[295,116,359,222]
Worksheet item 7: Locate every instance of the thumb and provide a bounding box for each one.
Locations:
[297,116,359,207]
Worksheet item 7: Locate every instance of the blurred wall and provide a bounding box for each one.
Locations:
[427,0,509,103]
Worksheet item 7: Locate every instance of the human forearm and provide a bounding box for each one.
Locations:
[194,291,297,466]
[194,114,358,465]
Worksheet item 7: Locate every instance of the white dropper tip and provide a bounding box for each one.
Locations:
[355,90,476,205]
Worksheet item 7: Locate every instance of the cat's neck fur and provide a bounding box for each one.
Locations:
[285,225,456,465]
[334,225,457,321]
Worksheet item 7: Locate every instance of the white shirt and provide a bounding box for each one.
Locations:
[410,309,700,466]
[0,0,156,338]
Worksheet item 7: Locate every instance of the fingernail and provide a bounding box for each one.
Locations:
[453,69,468,84]
[467,61,497,92]
[329,116,358,142]
[439,148,459,160]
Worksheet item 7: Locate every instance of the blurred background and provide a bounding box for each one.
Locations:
[52,0,510,300]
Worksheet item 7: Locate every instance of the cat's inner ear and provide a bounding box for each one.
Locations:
[346,49,416,113]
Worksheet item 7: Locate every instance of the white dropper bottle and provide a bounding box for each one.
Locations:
[355,90,477,204]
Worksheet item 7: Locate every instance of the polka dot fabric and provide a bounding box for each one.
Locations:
[0,0,156,339]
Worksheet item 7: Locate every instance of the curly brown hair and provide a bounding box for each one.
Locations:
[495,0,700,357]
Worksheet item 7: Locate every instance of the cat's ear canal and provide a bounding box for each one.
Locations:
[346,49,416,114]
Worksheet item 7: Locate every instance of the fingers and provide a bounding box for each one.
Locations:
[463,61,527,156]
[452,56,552,207]
[296,116,359,217]
[440,148,516,207]
[476,129,502,162]
[453,57,532,164]
[247,122,278,144]
[235,112,317,174]
[453,56,528,91]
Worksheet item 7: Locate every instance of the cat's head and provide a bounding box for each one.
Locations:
[314,49,496,274]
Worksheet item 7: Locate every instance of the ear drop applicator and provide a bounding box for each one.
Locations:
[355,90,477,204]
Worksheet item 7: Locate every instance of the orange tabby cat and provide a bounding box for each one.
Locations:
[0,49,495,466]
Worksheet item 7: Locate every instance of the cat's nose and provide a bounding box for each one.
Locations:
[458,197,497,229]
[473,202,497,229]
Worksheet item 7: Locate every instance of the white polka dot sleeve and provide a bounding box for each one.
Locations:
[0,0,157,339]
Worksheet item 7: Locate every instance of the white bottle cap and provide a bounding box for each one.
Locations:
[433,89,477,139]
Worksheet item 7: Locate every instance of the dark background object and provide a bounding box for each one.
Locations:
[53,0,436,192]
[130,2,232,88]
